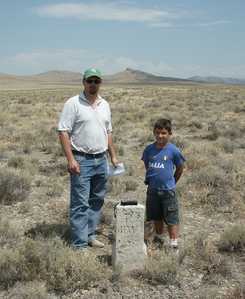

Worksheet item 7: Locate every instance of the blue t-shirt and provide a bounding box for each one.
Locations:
[141,142,186,191]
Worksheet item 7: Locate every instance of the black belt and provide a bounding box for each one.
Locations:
[72,150,106,159]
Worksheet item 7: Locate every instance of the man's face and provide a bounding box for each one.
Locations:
[83,76,102,95]
[154,127,171,146]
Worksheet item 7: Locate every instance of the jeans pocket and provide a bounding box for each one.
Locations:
[168,203,178,212]
[74,154,85,163]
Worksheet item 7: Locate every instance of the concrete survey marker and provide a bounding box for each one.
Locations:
[112,201,146,273]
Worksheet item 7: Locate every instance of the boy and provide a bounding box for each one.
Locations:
[141,118,185,249]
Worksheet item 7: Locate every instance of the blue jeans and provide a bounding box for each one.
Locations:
[70,154,108,248]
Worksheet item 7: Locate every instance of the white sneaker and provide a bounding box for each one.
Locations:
[88,239,105,248]
[170,239,178,248]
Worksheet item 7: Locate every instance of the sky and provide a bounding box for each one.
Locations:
[0,0,245,78]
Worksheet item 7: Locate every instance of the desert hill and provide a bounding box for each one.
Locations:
[1,68,245,89]
[189,75,245,85]
[103,68,190,84]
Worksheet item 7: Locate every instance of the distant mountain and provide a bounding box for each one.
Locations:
[34,70,81,83]
[189,76,245,85]
[104,68,190,84]
[1,68,245,90]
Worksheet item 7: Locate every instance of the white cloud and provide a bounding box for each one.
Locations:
[34,2,176,23]
[34,3,233,29]
[196,20,232,27]
[149,22,174,28]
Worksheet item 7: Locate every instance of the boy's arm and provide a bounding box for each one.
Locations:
[174,164,184,183]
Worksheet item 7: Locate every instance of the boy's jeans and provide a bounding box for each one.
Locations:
[70,154,108,249]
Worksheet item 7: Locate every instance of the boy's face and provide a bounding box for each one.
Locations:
[154,127,171,146]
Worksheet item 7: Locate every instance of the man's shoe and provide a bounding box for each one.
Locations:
[88,239,105,248]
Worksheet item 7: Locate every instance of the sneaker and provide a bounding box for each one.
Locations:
[170,239,178,248]
[88,239,105,248]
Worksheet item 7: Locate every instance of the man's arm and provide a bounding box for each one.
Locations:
[58,131,80,174]
[108,133,118,167]
[174,164,184,183]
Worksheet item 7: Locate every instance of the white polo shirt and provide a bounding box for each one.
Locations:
[58,92,112,154]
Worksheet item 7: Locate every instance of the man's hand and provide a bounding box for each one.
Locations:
[111,156,119,168]
[68,159,80,174]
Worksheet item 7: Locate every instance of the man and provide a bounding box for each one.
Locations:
[58,68,118,250]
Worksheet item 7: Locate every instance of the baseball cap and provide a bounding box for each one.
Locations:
[83,68,102,79]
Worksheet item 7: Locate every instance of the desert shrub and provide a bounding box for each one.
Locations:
[138,133,154,146]
[45,180,64,197]
[38,127,59,154]
[6,281,54,299]
[25,223,69,240]
[195,286,224,299]
[188,119,203,129]
[0,238,109,293]
[118,145,125,156]
[0,248,25,289]
[218,138,235,153]
[234,105,245,113]
[39,160,67,177]
[127,165,135,176]
[7,156,25,169]
[188,234,231,280]
[106,177,125,195]
[171,135,186,150]
[218,225,245,253]
[222,126,243,141]
[225,284,245,299]
[21,142,32,154]
[0,168,31,205]
[101,200,115,225]
[205,121,220,141]
[188,165,232,207]
[0,218,21,247]
[138,251,177,285]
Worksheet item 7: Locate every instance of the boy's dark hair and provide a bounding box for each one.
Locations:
[154,118,172,133]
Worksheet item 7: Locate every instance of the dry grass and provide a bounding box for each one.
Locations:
[138,251,178,285]
[0,168,31,205]
[0,238,109,293]
[0,84,245,297]
[218,225,245,253]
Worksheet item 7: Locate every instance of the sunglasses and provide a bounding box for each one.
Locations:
[85,78,101,84]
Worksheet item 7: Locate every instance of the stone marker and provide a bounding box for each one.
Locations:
[112,202,147,273]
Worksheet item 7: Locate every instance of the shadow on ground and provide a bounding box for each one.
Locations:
[25,223,71,244]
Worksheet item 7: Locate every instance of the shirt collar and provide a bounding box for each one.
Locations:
[79,92,102,105]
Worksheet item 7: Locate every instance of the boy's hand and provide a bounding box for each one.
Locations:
[174,165,184,183]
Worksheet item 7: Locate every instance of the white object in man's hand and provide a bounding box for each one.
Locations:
[108,162,125,177]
